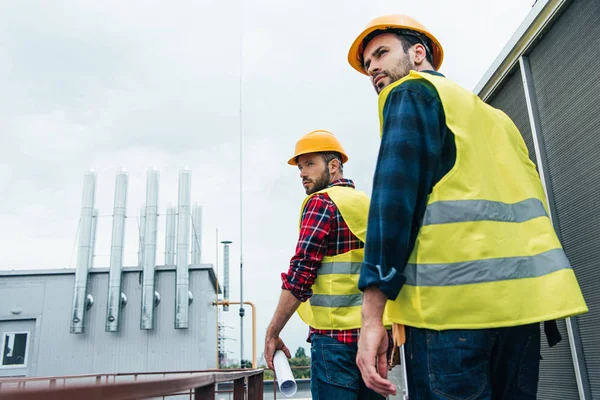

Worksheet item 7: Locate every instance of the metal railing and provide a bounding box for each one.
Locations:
[0,368,264,399]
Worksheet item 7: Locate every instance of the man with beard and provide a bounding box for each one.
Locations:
[264,129,384,399]
[346,14,588,399]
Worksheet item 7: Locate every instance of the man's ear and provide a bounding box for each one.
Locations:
[413,43,428,65]
[329,158,340,174]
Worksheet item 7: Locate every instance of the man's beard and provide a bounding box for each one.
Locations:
[374,56,415,93]
[305,168,331,195]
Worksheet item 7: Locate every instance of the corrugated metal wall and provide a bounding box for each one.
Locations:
[485,0,600,398]
[527,0,600,398]
[0,268,217,377]
[486,66,580,400]
[488,68,538,168]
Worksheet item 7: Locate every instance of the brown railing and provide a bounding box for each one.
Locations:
[0,368,264,399]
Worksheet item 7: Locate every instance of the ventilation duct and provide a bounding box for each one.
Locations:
[105,170,129,332]
[221,240,232,312]
[140,168,160,330]
[175,169,192,329]
[138,206,146,267]
[191,204,203,264]
[70,170,97,334]
[165,204,177,265]
[88,209,98,269]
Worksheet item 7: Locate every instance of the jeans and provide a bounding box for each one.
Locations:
[405,323,541,400]
[310,333,385,400]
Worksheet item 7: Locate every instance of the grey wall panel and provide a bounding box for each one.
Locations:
[486,64,578,399]
[528,0,600,398]
[37,275,94,375]
[487,68,537,168]
[146,270,215,372]
[89,273,148,373]
[0,267,217,377]
[0,281,45,317]
[538,319,579,399]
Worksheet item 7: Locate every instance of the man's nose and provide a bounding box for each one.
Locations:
[367,62,381,77]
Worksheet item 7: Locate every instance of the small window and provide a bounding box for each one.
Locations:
[1,332,29,368]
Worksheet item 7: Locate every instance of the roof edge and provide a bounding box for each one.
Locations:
[0,264,221,294]
[474,0,572,100]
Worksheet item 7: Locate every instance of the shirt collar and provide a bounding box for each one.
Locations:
[328,178,355,189]
[422,70,445,77]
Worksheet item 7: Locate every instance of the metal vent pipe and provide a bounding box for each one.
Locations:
[191,204,203,264]
[106,170,129,332]
[175,169,192,329]
[88,209,98,269]
[140,168,160,330]
[70,170,97,334]
[138,206,146,267]
[221,241,232,312]
[165,205,177,265]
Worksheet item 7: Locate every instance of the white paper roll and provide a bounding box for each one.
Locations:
[273,350,297,397]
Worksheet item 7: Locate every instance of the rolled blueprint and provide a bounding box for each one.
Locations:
[273,350,297,397]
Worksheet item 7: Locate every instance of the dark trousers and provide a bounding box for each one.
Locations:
[405,323,541,399]
[310,333,385,400]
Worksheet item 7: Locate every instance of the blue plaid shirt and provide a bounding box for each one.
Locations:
[358,71,457,300]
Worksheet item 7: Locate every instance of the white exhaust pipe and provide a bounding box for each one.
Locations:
[221,240,232,312]
[175,169,192,329]
[140,168,160,330]
[70,170,97,334]
[89,209,98,269]
[106,170,129,332]
[165,204,177,265]
[191,204,203,264]
[138,206,146,267]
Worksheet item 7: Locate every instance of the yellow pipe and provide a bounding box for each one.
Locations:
[213,300,257,368]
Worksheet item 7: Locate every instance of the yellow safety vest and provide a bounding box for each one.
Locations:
[296,185,371,330]
[378,71,588,330]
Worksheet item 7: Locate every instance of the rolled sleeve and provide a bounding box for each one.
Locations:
[281,195,333,301]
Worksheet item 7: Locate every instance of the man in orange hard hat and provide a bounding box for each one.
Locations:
[264,130,387,399]
[348,14,587,399]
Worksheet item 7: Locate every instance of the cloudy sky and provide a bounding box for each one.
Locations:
[0,0,534,364]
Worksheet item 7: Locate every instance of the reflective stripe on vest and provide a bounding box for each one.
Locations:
[378,71,588,330]
[318,260,362,275]
[422,198,547,225]
[410,197,568,286]
[405,248,569,287]
[309,293,363,308]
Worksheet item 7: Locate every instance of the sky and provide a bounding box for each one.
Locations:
[0,0,535,365]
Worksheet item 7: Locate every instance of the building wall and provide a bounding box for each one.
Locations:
[526,1,600,398]
[0,267,218,377]
[482,1,600,398]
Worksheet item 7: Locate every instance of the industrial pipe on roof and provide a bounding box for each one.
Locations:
[70,170,97,334]
[191,204,203,265]
[175,169,192,329]
[138,206,146,267]
[165,205,177,265]
[221,241,232,312]
[89,209,98,269]
[106,170,129,332]
[140,168,160,330]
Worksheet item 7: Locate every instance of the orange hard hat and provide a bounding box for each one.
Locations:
[347,14,444,75]
[287,130,349,166]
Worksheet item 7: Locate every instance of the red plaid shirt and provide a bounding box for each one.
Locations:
[281,179,363,345]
